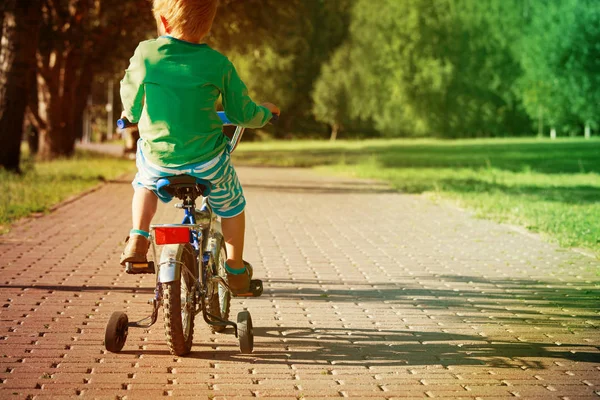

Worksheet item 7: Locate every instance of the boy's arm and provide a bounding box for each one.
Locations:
[120,45,145,123]
[221,60,272,128]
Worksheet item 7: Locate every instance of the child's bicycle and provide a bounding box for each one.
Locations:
[104,112,269,356]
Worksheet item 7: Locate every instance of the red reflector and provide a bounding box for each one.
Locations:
[154,227,190,245]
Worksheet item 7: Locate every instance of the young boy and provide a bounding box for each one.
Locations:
[119,0,279,294]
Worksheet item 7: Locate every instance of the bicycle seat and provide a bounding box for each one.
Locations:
[156,175,212,201]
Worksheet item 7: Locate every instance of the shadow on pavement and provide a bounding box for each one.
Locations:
[265,276,600,315]
[264,275,600,336]
[249,326,600,367]
[119,326,599,368]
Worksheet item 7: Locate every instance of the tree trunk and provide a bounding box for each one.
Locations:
[0,3,5,33]
[585,123,591,139]
[329,123,339,141]
[0,1,42,172]
[25,62,39,154]
[36,49,92,160]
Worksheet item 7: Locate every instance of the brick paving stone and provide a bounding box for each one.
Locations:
[0,166,598,399]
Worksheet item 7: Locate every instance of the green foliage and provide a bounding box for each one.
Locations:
[234,137,600,254]
[311,43,351,132]
[320,0,532,137]
[222,0,354,136]
[308,0,599,138]
[518,0,600,134]
[210,0,305,53]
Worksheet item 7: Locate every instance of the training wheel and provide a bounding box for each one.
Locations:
[105,311,129,353]
[237,310,254,354]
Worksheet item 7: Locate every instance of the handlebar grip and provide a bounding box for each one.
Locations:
[117,118,132,130]
[217,111,232,125]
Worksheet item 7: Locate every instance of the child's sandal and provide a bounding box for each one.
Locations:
[225,261,253,295]
[119,235,150,266]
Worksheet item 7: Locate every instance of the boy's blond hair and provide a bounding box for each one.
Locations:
[153,0,218,42]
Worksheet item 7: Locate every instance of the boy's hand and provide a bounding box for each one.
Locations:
[261,102,280,116]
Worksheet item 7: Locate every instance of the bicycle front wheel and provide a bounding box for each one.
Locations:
[161,243,198,356]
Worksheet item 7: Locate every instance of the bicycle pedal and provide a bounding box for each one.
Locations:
[233,280,263,297]
[125,261,155,275]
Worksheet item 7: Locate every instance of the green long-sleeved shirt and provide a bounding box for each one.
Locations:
[120,36,272,167]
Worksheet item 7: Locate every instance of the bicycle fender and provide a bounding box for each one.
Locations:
[158,244,182,283]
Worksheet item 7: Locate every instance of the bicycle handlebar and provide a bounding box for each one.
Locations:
[217,111,279,125]
[118,112,278,130]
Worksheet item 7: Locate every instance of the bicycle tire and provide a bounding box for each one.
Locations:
[105,311,128,353]
[237,310,254,354]
[162,243,197,356]
[208,240,231,333]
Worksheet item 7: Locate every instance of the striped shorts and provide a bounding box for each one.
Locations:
[132,143,246,218]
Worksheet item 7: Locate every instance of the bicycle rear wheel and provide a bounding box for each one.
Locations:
[162,243,198,356]
[208,241,231,333]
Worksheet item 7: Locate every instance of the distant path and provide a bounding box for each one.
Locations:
[0,165,598,399]
[77,141,125,157]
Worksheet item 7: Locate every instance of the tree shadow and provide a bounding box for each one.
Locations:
[120,326,599,368]
[247,326,600,367]
[264,276,600,324]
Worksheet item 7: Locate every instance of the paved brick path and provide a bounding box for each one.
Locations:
[0,166,598,399]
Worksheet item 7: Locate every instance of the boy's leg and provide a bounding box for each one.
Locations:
[120,187,158,265]
[131,187,158,232]
[221,210,251,293]
[199,150,250,293]
[221,211,245,270]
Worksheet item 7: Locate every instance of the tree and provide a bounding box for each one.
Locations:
[220,0,354,137]
[211,0,304,53]
[0,1,42,172]
[312,43,353,140]
[334,0,532,138]
[518,0,600,135]
[29,0,153,160]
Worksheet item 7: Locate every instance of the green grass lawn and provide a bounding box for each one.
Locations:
[234,137,600,256]
[0,150,135,233]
